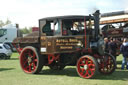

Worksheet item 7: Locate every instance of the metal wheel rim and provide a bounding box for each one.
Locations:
[20,48,38,73]
[100,55,115,74]
[77,56,96,79]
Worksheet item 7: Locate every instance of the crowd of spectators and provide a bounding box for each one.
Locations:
[104,37,128,70]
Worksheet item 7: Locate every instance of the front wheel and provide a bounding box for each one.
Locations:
[76,55,98,79]
[20,46,43,74]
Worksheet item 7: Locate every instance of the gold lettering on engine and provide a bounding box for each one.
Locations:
[56,38,82,50]
[60,46,73,49]
[56,39,78,43]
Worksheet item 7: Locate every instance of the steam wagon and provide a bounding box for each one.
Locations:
[13,10,116,79]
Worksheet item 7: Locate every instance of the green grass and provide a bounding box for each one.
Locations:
[0,53,128,85]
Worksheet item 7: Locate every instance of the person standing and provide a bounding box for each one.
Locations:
[108,38,118,60]
[104,37,109,53]
[120,38,128,70]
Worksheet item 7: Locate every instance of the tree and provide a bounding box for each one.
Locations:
[20,27,30,34]
[5,19,11,25]
[0,19,12,28]
[0,20,4,28]
[28,27,32,33]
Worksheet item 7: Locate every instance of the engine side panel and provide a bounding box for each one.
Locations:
[40,35,90,54]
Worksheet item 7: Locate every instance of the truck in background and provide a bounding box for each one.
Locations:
[0,24,19,51]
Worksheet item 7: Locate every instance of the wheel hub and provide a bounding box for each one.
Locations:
[84,64,88,70]
[28,57,32,64]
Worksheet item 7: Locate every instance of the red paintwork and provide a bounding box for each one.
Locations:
[48,54,60,64]
[108,29,123,35]
[99,55,114,74]
[84,17,87,48]
[77,56,96,79]
[20,48,37,73]
[12,43,22,54]
[32,27,39,32]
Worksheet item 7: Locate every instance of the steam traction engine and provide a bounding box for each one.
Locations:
[13,10,116,79]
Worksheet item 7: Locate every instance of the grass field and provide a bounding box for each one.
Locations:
[0,53,128,85]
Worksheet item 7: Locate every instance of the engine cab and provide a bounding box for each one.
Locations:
[39,10,104,55]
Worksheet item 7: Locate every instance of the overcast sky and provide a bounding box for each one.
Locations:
[0,0,128,28]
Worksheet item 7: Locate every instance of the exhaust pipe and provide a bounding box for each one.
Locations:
[93,10,100,41]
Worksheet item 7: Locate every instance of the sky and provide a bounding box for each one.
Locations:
[0,0,128,28]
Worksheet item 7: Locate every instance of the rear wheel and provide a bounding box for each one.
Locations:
[76,55,98,79]
[20,46,43,74]
[98,53,116,74]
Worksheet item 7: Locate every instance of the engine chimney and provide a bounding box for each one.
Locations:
[93,10,100,41]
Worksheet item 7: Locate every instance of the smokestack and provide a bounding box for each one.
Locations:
[93,10,100,41]
[101,10,128,17]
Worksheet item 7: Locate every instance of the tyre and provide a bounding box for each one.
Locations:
[76,55,98,79]
[0,53,7,59]
[98,52,116,75]
[20,46,43,74]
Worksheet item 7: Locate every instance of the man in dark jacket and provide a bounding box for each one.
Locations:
[108,38,118,60]
[120,38,128,69]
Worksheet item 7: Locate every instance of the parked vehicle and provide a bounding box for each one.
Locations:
[13,10,116,79]
[0,24,19,51]
[0,44,12,59]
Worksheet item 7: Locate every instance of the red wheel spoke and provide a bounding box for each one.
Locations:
[80,59,84,64]
[33,53,36,59]
[80,60,85,66]
[32,59,37,68]
[33,63,36,70]
[25,66,29,70]
[85,60,88,64]
[34,59,38,62]
[89,68,95,72]
[23,59,28,66]
[88,64,95,67]
[106,58,111,64]
[80,63,85,66]
[89,60,93,64]
[28,52,32,58]
[80,68,85,75]
[84,70,89,77]
[88,64,95,75]
[22,53,28,60]
[29,63,32,72]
